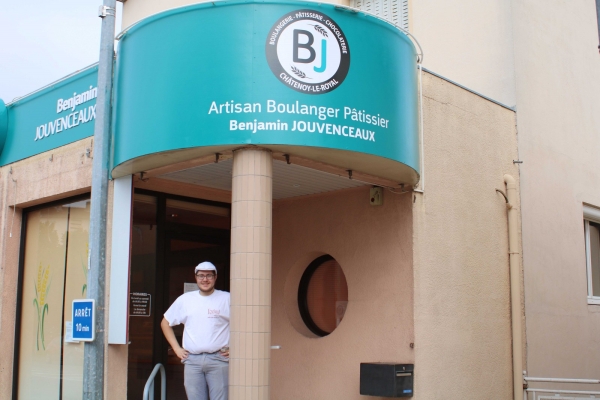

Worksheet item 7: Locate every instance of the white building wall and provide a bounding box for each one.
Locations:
[411,0,517,107]
[511,0,600,382]
[413,0,600,386]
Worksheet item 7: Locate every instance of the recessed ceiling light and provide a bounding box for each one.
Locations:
[293,184,300,188]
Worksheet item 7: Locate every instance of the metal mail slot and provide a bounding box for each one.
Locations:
[360,363,414,398]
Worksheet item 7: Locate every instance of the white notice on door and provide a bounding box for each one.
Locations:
[64,321,79,343]
[184,283,198,293]
[130,292,152,317]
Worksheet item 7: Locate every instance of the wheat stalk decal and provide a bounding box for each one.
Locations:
[291,66,311,79]
[309,24,328,37]
[33,264,51,350]
[81,242,89,296]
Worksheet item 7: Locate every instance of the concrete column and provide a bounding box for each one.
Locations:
[229,147,272,400]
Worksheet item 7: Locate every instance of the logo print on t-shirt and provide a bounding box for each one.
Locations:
[208,309,221,318]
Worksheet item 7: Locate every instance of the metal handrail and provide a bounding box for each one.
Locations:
[524,376,600,384]
[526,388,600,395]
[523,373,600,399]
[143,363,166,400]
[525,387,600,400]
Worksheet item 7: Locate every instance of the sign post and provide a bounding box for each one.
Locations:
[84,0,116,398]
[73,299,96,342]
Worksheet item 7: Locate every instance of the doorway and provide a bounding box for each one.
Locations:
[127,190,231,399]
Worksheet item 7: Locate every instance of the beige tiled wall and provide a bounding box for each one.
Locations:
[229,148,273,400]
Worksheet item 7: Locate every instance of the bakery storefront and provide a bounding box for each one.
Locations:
[0,1,522,399]
[108,2,418,398]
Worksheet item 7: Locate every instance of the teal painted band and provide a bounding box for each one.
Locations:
[112,0,420,182]
[0,66,98,166]
[0,100,7,155]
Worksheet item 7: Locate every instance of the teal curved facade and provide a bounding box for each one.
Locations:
[111,0,420,183]
[0,100,7,156]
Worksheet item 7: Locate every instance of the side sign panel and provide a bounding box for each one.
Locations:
[0,66,98,166]
[0,100,7,155]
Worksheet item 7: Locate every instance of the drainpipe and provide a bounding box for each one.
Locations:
[503,174,524,400]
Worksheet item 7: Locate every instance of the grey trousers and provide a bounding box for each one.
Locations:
[182,353,229,400]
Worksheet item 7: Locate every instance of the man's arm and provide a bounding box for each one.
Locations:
[160,317,189,360]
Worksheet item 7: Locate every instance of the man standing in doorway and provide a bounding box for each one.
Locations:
[161,261,230,400]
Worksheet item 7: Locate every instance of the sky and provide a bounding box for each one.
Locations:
[0,1,123,103]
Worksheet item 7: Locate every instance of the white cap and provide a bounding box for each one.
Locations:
[195,261,217,274]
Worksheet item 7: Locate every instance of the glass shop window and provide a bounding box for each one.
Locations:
[298,255,349,337]
[16,197,90,399]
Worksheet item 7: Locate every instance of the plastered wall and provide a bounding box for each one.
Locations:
[271,185,414,400]
[412,72,520,399]
[0,168,22,399]
[511,0,600,384]
[407,0,600,393]
[411,0,517,107]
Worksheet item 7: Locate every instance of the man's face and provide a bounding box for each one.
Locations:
[195,270,217,293]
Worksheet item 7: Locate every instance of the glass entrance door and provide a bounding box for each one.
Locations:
[127,192,231,399]
[127,194,158,400]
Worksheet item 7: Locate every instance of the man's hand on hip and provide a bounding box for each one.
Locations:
[174,346,189,360]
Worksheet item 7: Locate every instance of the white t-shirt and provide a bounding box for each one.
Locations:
[164,289,230,354]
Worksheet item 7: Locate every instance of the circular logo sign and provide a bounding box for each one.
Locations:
[266,9,350,94]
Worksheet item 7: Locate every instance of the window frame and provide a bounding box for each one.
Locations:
[596,0,600,53]
[583,204,600,305]
[297,254,348,337]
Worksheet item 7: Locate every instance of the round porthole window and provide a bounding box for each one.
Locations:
[298,255,348,337]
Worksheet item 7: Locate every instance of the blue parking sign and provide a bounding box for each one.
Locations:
[72,299,95,341]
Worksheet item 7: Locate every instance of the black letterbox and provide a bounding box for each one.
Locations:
[360,363,414,397]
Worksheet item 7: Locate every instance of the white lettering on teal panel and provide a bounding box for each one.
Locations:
[34,86,98,142]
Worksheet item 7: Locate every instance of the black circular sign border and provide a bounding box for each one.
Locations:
[265,9,351,95]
